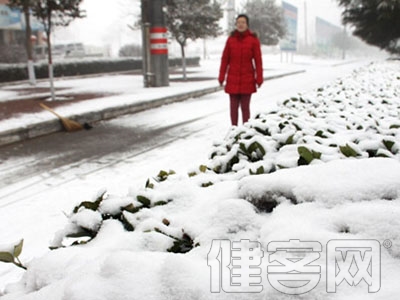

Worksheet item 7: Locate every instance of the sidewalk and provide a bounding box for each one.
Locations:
[0,56,320,147]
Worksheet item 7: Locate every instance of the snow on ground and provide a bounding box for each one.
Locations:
[0,75,216,132]
[1,59,400,299]
[0,53,330,133]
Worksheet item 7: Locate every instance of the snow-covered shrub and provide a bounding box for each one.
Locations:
[51,172,197,254]
[3,62,400,300]
[208,62,400,178]
[53,61,400,246]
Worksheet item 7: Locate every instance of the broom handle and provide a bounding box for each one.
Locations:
[40,103,63,119]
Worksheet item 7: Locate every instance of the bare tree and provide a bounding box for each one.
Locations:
[165,0,222,80]
[242,0,286,45]
[7,0,36,85]
[32,0,85,100]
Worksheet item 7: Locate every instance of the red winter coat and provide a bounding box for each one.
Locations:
[218,29,263,94]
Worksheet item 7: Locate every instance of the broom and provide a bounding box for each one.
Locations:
[40,103,84,132]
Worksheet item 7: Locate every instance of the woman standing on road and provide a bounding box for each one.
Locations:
[218,14,263,126]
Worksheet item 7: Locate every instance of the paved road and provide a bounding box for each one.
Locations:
[0,60,368,205]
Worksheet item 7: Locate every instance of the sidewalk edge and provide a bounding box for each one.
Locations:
[0,69,304,147]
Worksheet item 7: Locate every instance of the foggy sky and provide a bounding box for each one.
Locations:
[53,0,344,55]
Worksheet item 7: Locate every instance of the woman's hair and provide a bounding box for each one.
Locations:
[236,14,249,26]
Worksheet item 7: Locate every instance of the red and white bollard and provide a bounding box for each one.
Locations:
[150,27,168,55]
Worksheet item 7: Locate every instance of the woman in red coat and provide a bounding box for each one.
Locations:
[219,14,263,126]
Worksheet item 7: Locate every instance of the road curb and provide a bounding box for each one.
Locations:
[0,70,304,147]
[0,86,224,147]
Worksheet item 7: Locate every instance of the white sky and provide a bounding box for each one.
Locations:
[281,0,344,44]
[53,0,344,55]
[275,0,343,26]
[53,0,141,55]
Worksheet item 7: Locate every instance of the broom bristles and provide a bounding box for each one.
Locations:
[40,103,83,132]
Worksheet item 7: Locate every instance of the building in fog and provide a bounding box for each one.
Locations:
[315,17,342,54]
[0,0,24,49]
[0,0,44,62]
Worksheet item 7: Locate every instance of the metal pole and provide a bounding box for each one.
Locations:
[227,0,235,32]
[141,0,153,87]
[144,23,153,86]
[303,0,308,48]
[342,25,347,60]
[149,0,169,87]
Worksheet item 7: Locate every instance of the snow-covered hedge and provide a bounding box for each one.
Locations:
[49,61,400,246]
[209,61,400,176]
[50,171,197,254]
[0,57,200,83]
[2,61,400,300]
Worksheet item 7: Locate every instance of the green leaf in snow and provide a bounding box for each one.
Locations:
[0,251,14,263]
[13,239,23,258]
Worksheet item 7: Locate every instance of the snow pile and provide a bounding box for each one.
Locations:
[239,157,400,208]
[1,61,400,300]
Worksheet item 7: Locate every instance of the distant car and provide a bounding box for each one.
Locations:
[34,43,85,60]
[64,43,85,58]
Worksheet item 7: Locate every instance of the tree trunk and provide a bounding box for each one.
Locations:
[180,42,187,81]
[46,21,56,101]
[203,38,207,60]
[23,5,36,86]
[342,26,347,60]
